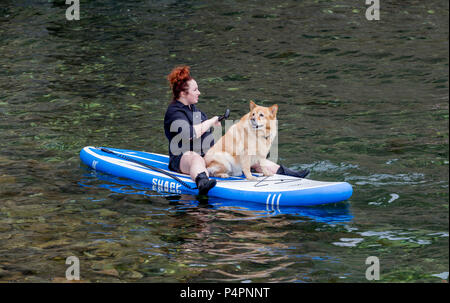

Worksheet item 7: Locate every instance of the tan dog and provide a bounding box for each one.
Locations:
[205,101,278,181]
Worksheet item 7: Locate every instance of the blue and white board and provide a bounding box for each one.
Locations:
[80,146,353,206]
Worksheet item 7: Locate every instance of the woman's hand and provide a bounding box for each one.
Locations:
[211,116,221,127]
[193,116,221,139]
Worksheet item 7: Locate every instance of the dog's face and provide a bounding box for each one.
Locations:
[248,100,278,131]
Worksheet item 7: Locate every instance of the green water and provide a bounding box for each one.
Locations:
[0,0,448,282]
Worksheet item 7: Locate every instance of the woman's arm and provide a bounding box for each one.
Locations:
[193,116,220,139]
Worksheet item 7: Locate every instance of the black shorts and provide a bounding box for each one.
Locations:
[168,154,183,173]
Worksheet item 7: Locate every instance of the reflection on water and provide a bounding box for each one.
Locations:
[76,167,357,282]
[0,0,448,282]
[80,167,353,223]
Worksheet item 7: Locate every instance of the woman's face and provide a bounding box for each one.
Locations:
[181,79,201,105]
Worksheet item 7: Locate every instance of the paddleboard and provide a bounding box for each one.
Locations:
[80,146,353,206]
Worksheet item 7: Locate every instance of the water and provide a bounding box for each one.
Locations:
[0,0,448,282]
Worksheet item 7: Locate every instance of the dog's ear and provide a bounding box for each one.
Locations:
[250,100,256,111]
[270,104,278,116]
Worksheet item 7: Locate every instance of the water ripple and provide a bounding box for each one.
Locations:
[346,173,426,186]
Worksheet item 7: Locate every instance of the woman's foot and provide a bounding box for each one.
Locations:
[276,165,310,178]
[195,172,217,195]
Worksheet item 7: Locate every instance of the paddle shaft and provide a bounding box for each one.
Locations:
[98,147,197,190]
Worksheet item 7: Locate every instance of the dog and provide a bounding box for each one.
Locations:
[205,100,278,181]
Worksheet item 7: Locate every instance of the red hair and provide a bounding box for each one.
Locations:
[167,65,192,103]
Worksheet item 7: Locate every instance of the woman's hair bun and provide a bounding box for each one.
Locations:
[167,66,193,102]
[167,65,191,87]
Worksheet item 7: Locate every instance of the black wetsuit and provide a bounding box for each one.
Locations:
[164,100,214,172]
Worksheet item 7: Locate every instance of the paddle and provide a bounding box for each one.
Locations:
[218,108,230,122]
[99,147,197,190]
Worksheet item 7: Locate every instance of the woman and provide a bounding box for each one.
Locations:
[164,66,310,195]
[164,66,219,195]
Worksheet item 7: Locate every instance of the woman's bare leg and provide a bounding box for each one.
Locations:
[251,160,280,175]
[255,160,310,178]
[179,151,209,181]
[179,151,216,195]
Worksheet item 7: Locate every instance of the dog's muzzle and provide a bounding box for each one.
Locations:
[250,119,263,129]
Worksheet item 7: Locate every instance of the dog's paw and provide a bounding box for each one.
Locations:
[216,173,229,178]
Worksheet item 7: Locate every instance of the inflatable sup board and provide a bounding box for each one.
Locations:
[80,146,353,206]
